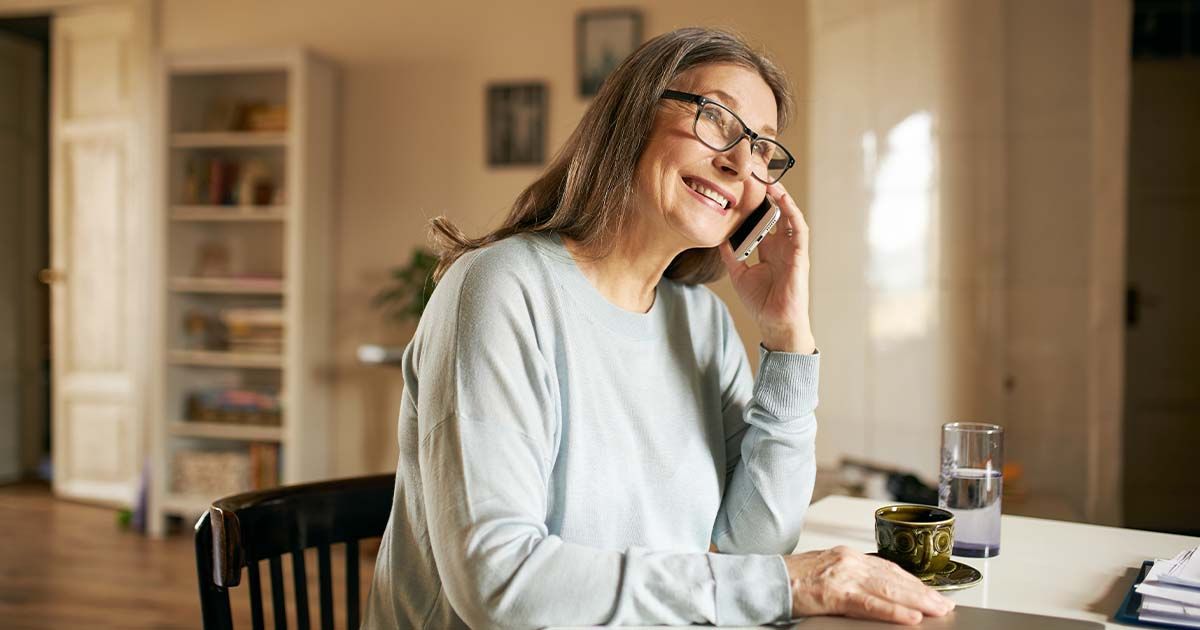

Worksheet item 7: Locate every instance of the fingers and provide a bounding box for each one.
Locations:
[761,182,810,258]
[865,574,955,619]
[717,240,746,279]
[867,556,956,617]
[843,591,923,626]
[766,182,807,231]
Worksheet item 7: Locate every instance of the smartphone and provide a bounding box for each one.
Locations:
[728,195,781,261]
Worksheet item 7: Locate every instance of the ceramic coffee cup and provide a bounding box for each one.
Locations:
[874,505,956,576]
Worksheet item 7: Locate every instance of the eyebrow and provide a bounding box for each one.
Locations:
[705,89,778,136]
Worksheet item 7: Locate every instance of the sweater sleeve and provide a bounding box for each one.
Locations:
[710,303,819,556]
[412,256,792,629]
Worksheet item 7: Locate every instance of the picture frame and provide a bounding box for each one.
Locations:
[486,82,548,166]
[577,9,643,97]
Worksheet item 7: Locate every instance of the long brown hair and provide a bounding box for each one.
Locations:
[430,27,793,284]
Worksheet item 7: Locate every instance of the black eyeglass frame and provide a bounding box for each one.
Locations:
[660,89,795,184]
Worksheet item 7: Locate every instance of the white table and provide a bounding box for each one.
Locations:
[555,495,1200,629]
[795,496,1197,628]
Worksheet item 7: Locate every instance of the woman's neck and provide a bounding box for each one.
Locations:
[561,214,684,314]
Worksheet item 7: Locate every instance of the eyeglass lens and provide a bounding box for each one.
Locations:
[694,102,788,183]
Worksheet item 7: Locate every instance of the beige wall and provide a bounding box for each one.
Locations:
[807,0,1008,490]
[159,0,809,476]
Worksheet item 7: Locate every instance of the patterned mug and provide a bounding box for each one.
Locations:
[874,505,956,576]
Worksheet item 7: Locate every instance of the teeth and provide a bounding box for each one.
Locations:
[686,179,729,209]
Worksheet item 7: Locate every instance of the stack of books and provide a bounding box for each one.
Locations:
[1127,546,1200,628]
[186,387,282,425]
[220,307,284,354]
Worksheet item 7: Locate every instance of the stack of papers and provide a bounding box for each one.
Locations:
[1135,546,1200,628]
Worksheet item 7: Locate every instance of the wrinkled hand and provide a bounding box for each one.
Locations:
[718,182,815,353]
[784,546,955,625]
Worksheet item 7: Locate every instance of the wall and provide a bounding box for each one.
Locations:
[806,0,1007,490]
[159,0,809,476]
[1004,0,1128,524]
[806,0,1128,523]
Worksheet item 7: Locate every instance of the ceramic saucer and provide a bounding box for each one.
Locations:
[867,553,983,591]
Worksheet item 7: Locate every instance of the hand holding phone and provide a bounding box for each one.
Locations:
[728,194,781,261]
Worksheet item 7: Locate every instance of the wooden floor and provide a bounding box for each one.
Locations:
[0,482,377,629]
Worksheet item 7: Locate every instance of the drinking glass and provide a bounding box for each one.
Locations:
[938,422,1003,557]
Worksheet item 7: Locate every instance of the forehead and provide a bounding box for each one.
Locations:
[672,63,779,134]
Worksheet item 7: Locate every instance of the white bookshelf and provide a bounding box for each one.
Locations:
[150,49,337,534]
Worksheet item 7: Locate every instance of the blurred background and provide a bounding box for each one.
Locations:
[0,0,1195,550]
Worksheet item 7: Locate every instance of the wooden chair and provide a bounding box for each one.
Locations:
[194,474,395,630]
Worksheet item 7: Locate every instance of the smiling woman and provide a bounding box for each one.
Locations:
[427,28,793,287]
[362,27,954,629]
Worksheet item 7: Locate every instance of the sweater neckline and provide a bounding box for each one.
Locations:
[530,232,668,341]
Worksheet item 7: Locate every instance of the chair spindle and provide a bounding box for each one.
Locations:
[317,544,334,630]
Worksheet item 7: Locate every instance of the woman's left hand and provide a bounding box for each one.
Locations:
[718,181,816,354]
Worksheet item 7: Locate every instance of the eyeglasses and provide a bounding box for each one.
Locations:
[660,89,795,185]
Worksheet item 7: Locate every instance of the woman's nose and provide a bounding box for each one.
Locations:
[715,138,753,178]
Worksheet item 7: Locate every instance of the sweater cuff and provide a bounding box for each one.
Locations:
[708,553,793,626]
[754,344,820,419]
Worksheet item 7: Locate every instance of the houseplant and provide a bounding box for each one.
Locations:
[372,247,438,324]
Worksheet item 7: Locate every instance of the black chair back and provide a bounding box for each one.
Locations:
[195,474,395,630]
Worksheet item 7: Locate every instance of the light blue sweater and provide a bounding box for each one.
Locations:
[362,232,819,629]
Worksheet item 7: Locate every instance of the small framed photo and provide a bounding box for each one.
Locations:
[486,82,547,166]
[577,9,643,97]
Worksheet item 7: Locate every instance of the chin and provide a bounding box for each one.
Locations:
[667,212,732,250]
[686,233,727,250]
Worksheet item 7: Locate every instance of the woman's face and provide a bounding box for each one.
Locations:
[634,63,780,251]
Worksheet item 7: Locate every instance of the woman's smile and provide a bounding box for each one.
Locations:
[681,175,736,216]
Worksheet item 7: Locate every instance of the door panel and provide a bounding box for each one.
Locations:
[50,3,150,506]
[1123,60,1200,535]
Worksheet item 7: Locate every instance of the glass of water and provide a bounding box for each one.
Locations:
[939,422,1003,557]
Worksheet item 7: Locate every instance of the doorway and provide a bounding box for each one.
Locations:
[1123,0,1200,536]
[0,16,51,485]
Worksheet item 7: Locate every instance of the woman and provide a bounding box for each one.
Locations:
[363,27,954,629]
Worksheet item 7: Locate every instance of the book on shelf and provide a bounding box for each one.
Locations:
[184,157,276,206]
[248,442,280,490]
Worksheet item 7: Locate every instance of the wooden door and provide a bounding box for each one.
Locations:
[49,3,152,505]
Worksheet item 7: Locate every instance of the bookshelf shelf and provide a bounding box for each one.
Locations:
[171,205,286,222]
[169,276,285,295]
[171,131,287,148]
[159,492,213,517]
[152,48,336,537]
[168,349,284,369]
[170,420,284,442]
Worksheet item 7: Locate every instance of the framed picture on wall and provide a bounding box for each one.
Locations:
[577,9,643,97]
[487,82,547,166]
